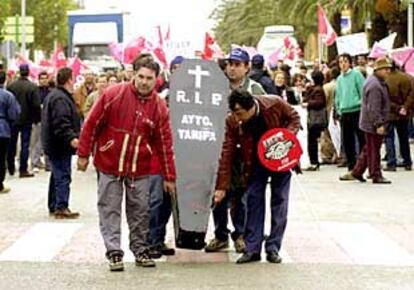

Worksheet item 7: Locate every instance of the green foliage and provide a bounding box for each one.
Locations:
[211,0,397,52]
[2,0,78,54]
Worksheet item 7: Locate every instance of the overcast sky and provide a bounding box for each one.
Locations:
[83,0,219,42]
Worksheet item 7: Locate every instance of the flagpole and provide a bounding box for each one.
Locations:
[318,34,323,64]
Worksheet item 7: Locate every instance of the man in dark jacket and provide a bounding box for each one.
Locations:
[0,71,21,193]
[384,63,414,171]
[214,89,301,264]
[340,57,392,184]
[249,54,277,95]
[7,64,41,177]
[42,67,80,218]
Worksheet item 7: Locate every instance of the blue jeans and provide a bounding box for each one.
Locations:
[245,162,291,253]
[149,175,172,246]
[385,120,412,168]
[7,124,32,173]
[212,187,246,242]
[48,154,72,211]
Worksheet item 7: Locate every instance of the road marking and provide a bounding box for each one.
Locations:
[321,222,414,266]
[0,222,82,262]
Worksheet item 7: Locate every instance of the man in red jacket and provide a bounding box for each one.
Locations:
[214,89,300,264]
[77,58,176,271]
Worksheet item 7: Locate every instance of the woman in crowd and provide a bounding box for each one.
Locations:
[272,70,297,105]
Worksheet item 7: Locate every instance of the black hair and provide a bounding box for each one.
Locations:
[330,66,340,79]
[228,89,255,111]
[38,71,48,79]
[20,69,29,78]
[338,53,353,67]
[132,53,154,71]
[0,71,6,85]
[311,71,324,86]
[133,58,160,77]
[57,67,73,86]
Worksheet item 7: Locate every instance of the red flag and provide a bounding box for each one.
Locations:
[202,32,215,60]
[317,5,337,46]
[164,24,171,42]
[123,37,148,64]
[153,46,168,69]
[51,45,67,69]
[156,25,164,47]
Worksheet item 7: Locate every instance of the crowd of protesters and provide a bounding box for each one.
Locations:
[0,47,413,271]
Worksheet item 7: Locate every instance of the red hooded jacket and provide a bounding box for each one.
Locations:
[78,82,176,181]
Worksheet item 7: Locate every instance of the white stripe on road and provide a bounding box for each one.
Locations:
[321,222,414,266]
[0,222,82,262]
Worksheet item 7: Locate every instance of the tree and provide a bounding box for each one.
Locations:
[5,0,78,54]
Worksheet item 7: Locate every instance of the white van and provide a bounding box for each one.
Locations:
[257,25,295,62]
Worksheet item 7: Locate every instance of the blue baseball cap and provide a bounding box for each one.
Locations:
[252,54,264,66]
[227,48,250,63]
[170,55,184,67]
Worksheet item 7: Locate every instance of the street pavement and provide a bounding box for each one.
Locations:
[0,154,413,289]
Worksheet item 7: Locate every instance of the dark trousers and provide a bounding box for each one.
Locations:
[212,188,246,241]
[48,154,72,212]
[149,174,172,246]
[307,126,322,165]
[0,138,9,190]
[245,163,291,253]
[353,132,383,181]
[341,112,365,171]
[385,120,412,168]
[7,124,32,173]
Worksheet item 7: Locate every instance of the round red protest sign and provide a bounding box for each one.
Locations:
[257,128,303,172]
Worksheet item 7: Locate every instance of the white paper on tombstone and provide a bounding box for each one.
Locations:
[336,33,369,56]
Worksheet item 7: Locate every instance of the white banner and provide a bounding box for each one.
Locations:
[336,33,369,56]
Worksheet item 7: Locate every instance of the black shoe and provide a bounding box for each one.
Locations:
[304,164,320,171]
[19,171,35,178]
[159,243,175,256]
[108,253,124,272]
[148,247,162,259]
[266,251,282,263]
[236,252,261,264]
[373,177,391,184]
[404,165,412,171]
[383,167,396,172]
[136,251,156,267]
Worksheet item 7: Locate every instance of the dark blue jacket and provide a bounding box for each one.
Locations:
[249,69,278,95]
[41,87,80,157]
[0,86,21,138]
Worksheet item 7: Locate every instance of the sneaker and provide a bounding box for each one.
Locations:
[204,238,229,253]
[135,251,156,267]
[54,208,80,219]
[234,236,245,253]
[108,253,124,272]
[0,186,11,194]
[373,177,391,184]
[32,167,40,173]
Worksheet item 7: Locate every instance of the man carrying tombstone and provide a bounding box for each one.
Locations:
[205,48,265,253]
[214,89,300,264]
[77,58,176,271]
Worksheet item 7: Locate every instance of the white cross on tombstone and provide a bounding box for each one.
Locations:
[188,65,210,89]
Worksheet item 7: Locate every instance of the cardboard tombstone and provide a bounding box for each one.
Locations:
[169,59,229,249]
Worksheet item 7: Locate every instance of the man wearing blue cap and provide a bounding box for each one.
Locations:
[205,48,265,254]
[7,64,41,177]
[250,54,278,95]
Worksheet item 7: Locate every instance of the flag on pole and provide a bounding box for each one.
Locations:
[51,45,68,69]
[317,5,337,46]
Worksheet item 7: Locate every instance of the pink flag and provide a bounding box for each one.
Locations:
[51,45,67,69]
[389,47,414,67]
[318,5,337,46]
[267,47,283,67]
[403,53,414,76]
[108,42,123,62]
[69,56,88,78]
[368,42,387,59]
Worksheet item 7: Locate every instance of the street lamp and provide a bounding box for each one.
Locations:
[21,0,26,54]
